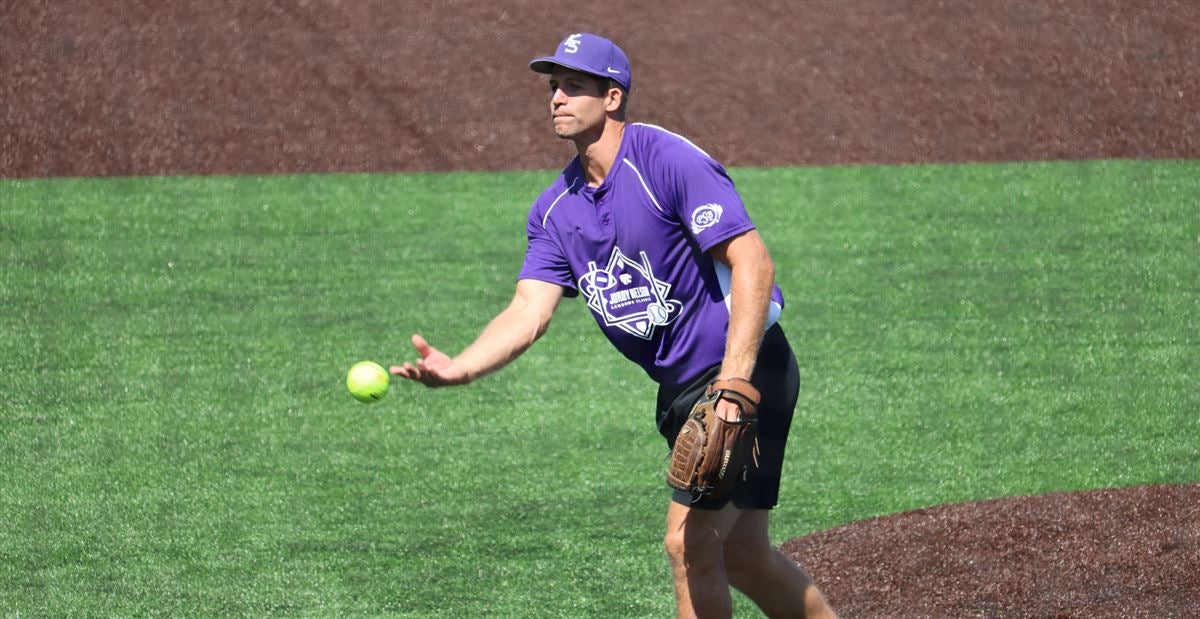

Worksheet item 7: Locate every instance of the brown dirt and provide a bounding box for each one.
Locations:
[783,484,1200,618]
[5,1,1198,616]
[4,0,1198,178]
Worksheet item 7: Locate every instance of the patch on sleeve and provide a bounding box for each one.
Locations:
[689,203,724,235]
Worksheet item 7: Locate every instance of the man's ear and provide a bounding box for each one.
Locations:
[606,87,623,112]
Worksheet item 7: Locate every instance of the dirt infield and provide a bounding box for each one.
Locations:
[4,0,1199,178]
[784,483,1200,617]
[5,0,1198,615]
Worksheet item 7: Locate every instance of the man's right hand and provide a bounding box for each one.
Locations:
[390,334,471,387]
[390,279,562,389]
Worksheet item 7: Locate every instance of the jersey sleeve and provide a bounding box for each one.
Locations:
[517,200,579,297]
[651,140,756,253]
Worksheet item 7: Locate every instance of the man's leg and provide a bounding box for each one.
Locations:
[722,509,837,618]
[664,501,837,619]
[663,500,743,619]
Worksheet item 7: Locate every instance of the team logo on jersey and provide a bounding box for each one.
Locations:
[690,203,724,234]
[579,246,682,340]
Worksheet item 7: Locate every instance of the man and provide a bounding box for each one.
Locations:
[392,33,836,619]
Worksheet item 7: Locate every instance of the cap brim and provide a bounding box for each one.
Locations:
[530,57,630,91]
[530,57,600,79]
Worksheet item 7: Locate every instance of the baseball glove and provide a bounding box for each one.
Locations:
[667,378,761,503]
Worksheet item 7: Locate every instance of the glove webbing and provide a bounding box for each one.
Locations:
[709,377,760,418]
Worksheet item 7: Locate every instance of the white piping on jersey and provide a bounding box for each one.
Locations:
[714,261,782,330]
[541,177,582,228]
[621,158,665,213]
[632,122,713,159]
[542,124,706,227]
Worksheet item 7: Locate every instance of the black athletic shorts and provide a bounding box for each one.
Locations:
[655,324,801,511]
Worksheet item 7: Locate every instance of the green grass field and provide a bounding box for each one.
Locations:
[2,159,1197,616]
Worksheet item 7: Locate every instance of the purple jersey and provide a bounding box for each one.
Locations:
[519,123,784,389]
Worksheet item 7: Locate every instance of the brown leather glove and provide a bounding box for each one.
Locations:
[666,378,761,503]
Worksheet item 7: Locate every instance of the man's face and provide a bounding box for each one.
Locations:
[547,68,612,140]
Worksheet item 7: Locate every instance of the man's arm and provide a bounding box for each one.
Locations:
[390,279,564,387]
[708,230,775,413]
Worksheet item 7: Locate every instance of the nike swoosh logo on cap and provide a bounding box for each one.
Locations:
[606,67,622,74]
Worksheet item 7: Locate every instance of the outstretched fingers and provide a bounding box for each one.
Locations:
[410,333,434,357]
[389,361,418,380]
[389,334,431,382]
[389,334,464,387]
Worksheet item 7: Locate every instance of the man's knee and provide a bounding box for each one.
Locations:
[664,527,723,571]
[722,538,773,585]
[725,542,817,598]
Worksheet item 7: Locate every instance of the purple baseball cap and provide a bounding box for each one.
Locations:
[530,33,631,91]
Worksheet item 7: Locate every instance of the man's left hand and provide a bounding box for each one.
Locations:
[715,397,744,422]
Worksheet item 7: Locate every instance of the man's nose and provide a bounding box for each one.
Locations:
[551,88,568,105]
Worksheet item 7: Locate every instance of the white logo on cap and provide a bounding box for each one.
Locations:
[606,67,622,74]
[690,203,724,234]
[564,33,582,54]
